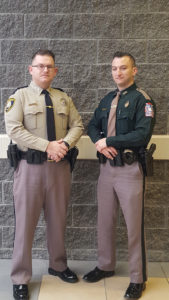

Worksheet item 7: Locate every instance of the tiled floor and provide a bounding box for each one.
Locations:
[0,259,169,299]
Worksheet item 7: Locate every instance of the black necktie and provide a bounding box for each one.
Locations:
[41,89,56,141]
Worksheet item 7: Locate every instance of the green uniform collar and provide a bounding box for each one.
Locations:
[119,82,137,96]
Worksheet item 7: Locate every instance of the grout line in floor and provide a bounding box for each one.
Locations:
[160,263,169,282]
[104,279,108,300]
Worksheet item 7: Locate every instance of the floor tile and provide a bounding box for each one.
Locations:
[38,275,106,300]
[105,276,129,299]
[148,262,165,277]
[105,277,169,300]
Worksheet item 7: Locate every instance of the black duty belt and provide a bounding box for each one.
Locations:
[19,149,48,164]
[7,143,79,172]
[97,149,138,166]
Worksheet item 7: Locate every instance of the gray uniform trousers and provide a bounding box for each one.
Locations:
[97,160,146,283]
[11,159,71,284]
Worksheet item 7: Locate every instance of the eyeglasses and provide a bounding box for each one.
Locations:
[31,64,56,71]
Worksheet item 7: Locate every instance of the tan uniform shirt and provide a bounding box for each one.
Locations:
[5,81,84,151]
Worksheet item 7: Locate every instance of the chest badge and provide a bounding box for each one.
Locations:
[61,98,66,106]
[124,101,130,108]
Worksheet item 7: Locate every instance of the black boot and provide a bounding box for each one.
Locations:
[124,282,146,299]
[13,284,29,300]
[48,267,78,283]
[83,266,115,282]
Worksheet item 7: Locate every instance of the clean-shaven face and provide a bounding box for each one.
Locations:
[29,55,58,89]
[112,56,137,91]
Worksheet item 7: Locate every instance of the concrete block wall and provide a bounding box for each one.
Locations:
[0,0,169,261]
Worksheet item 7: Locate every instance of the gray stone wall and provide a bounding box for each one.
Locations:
[0,0,169,261]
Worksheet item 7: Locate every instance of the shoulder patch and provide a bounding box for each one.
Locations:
[5,98,16,113]
[145,102,154,118]
[13,85,28,94]
[136,88,151,100]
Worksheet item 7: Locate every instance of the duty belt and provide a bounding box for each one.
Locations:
[19,147,79,172]
[19,149,48,164]
[97,149,138,166]
[7,143,79,172]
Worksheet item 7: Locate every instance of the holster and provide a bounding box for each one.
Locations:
[97,151,107,164]
[109,150,124,166]
[97,150,124,166]
[138,144,156,176]
[7,142,21,170]
[64,147,79,172]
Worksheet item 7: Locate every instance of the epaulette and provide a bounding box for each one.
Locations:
[136,88,151,100]
[53,87,64,92]
[13,86,28,94]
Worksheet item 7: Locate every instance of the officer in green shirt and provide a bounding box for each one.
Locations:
[83,51,156,299]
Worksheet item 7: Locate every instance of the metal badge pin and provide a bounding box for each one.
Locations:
[125,101,130,108]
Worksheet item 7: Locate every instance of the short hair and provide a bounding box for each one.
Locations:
[112,51,136,67]
[32,49,55,63]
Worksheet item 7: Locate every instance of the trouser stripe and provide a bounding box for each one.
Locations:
[141,176,147,282]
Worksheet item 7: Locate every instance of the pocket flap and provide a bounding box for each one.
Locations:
[24,104,43,115]
[56,101,69,115]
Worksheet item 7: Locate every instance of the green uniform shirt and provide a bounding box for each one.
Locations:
[88,83,156,150]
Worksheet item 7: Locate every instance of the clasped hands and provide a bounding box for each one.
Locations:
[46,139,69,162]
[95,138,117,159]
[46,137,117,162]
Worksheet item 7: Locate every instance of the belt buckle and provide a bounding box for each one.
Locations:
[47,158,54,162]
[123,149,133,154]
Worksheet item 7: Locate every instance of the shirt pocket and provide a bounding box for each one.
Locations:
[56,105,69,129]
[116,108,135,133]
[24,104,44,130]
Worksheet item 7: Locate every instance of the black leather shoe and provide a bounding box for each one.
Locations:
[83,266,115,282]
[124,282,146,299]
[48,267,78,283]
[13,284,29,300]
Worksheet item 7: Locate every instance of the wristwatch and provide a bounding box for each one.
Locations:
[63,141,70,149]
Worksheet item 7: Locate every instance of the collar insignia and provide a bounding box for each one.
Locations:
[122,90,128,95]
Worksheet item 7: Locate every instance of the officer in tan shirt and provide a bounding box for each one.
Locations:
[5,49,84,300]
